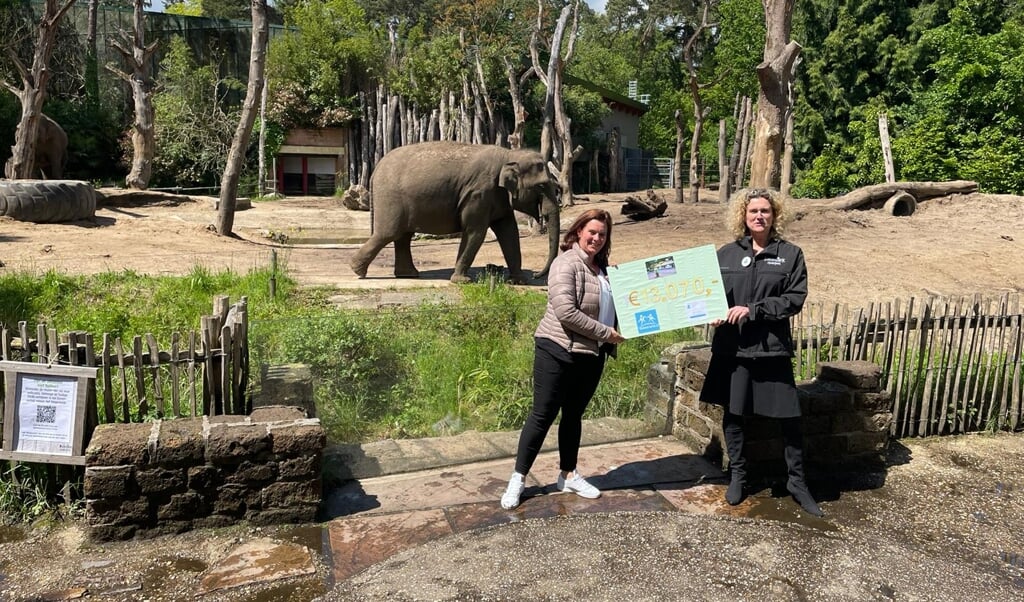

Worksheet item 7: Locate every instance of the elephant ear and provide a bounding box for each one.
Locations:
[499,162,520,204]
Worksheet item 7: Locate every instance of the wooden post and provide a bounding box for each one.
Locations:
[878,113,895,183]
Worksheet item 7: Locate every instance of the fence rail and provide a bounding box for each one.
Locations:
[782,294,1023,437]
[0,296,250,439]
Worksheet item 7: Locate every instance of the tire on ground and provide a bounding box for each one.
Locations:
[0,180,97,223]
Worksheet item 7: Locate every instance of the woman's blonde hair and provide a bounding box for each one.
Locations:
[726,187,789,240]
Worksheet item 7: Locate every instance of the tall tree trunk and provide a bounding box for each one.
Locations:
[531,1,580,204]
[106,0,159,189]
[780,109,794,197]
[85,0,99,107]
[3,0,77,180]
[673,109,685,203]
[504,58,531,149]
[682,1,717,204]
[734,96,753,189]
[216,0,268,236]
[749,0,801,188]
[718,119,729,203]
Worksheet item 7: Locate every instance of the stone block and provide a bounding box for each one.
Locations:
[262,479,321,508]
[679,366,706,395]
[682,409,713,439]
[85,422,154,466]
[212,485,258,516]
[206,424,271,464]
[193,514,237,530]
[187,465,222,491]
[245,504,318,526]
[279,455,321,481]
[137,520,193,539]
[135,467,187,495]
[84,466,135,499]
[89,523,137,542]
[817,360,881,390]
[854,391,893,412]
[805,434,848,458]
[647,360,674,394]
[256,364,315,418]
[154,418,204,466]
[223,460,278,485]
[250,405,308,422]
[87,497,150,526]
[157,492,207,521]
[674,344,711,373]
[208,415,248,425]
[847,431,889,455]
[799,380,854,414]
[268,422,326,458]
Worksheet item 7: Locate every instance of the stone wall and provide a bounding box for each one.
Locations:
[647,342,892,479]
[84,406,326,542]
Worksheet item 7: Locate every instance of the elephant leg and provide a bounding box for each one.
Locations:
[350,233,392,278]
[393,233,419,278]
[491,217,528,284]
[452,228,486,283]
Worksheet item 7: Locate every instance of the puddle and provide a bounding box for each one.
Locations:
[281,524,330,557]
[239,579,326,602]
[141,555,207,593]
[0,525,26,544]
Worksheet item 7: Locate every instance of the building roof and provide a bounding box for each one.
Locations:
[563,74,650,117]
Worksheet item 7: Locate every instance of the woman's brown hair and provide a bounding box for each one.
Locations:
[561,209,613,269]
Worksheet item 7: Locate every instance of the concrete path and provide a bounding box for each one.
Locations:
[311,424,1024,601]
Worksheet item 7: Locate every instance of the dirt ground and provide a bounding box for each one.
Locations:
[1,187,1022,309]
[0,187,1022,599]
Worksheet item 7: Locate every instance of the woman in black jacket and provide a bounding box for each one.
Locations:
[700,188,823,516]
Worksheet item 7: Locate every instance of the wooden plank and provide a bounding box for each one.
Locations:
[100,334,115,423]
[231,321,244,414]
[906,299,931,437]
[954,296,983,433]
[976,295,1006,431]
[1008,305,1023,430]
[83,333,99,439]
[891,298,915,436]
[170,332,181,417]
[936,298,960,434]
[47,328,59,365]
[838,304,850,361]
[132,336,147,421]
[942,297,969,434]
[19,321,30,361]
[202,317,215,415]
[189,332,198,417]
[146,334,163,418]
[114,338,129,422]
[997,296,1020,429]
[238,300,250,414]
[213,295,230,326]
[881,300,897,390]
[220,325,232,414]
[920,299,944,436]
[36,324,47,364]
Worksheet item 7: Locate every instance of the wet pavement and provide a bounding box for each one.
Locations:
[5,421,1023,601]
[310,426,1024,601]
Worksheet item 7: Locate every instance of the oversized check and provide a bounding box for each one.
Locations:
[606,244,728,338]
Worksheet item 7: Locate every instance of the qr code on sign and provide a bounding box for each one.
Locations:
[36,405,57,424]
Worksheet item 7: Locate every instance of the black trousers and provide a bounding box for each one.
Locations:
[514,341,606,475]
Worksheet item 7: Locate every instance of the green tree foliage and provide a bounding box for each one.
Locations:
[267,0,380,128]
[151,36,242,187]
[893,3,1024,194]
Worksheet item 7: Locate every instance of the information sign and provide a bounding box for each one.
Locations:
[0,361,96,466]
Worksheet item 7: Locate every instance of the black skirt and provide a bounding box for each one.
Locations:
[699,355,801,418]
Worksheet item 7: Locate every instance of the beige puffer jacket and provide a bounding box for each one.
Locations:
[534,243,617,356]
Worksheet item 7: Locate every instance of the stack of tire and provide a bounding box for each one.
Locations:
[0,180,96,223]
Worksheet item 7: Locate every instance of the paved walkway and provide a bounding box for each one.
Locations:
[312,424,1024,601]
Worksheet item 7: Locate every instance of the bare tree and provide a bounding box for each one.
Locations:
[748,0,801,188]
[2,0,76,180]
[682,0,719,203]
[107,0,159,189]
[531,0,583,205]
[216,0,269,236]
[503,57,534,149]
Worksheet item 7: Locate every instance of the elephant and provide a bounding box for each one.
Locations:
[33,114,68,179]
[350,141,561,284]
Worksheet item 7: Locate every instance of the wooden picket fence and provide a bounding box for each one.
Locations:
[756,293,1023,437]
[0,295,250,438]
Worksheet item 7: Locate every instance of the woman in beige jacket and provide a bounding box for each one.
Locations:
[500,209,625,510]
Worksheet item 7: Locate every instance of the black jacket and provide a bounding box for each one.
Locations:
[711,236,807,359]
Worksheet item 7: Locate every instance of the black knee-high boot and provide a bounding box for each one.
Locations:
[723,412,746,505]
[782,418,823,517]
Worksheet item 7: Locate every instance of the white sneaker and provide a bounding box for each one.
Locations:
[557,471,601,499]
[500,472,526,510]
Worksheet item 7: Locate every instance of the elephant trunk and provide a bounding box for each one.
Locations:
[534,208,560,279]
